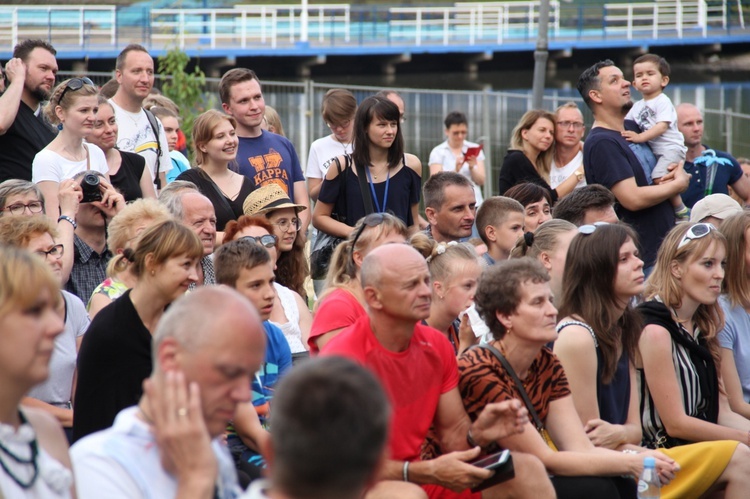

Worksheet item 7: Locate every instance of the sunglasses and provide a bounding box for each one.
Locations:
[677,223,716,249]
[578,221,610,235]
[58,77,95,104]
[240,234,278,249]
[351,213,387,249]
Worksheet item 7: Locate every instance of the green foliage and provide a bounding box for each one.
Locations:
[157,48,209,159]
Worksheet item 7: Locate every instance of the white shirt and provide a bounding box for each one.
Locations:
[549,150,586,190]
[305,134,352,178]
[428,140,485,205]
[71,406,241,499]
[32,145,109,184]
[625,93,687,157]
[109,100,172,180]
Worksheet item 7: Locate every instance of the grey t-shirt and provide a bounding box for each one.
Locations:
[28,290,89,406]
[718,294,750,403]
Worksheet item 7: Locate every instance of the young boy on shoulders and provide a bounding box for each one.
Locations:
[622,53,689,220]
[475,196,525,265]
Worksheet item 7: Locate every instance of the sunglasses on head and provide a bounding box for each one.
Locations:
[58,77,95,104]
[578,221,610,235]
[351,213,387,249]
[677,223,716,249]
[240,234,278,249]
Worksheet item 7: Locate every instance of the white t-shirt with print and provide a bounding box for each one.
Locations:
[625,93,687,157]
[305,134,353,178]
[549,150,586,190]
[109,99,172,180]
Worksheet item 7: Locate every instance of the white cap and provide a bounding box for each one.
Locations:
[690,194,742,223]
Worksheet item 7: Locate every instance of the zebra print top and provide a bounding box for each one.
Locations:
[637,299,719,448]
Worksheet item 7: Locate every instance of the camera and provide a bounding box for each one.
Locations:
[80,172,102,203]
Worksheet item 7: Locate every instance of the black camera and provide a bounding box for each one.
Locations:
[80,172,102,203]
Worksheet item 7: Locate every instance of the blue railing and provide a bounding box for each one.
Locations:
[0,1,746,56]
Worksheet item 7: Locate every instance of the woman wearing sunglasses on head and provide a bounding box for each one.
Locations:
[0,245,74,498]
[308,212,408,353]
[637,223,750,451]
[224,215,313,361]
[32,78,109,220]
[0,215,89,443]
[555,222,750,498]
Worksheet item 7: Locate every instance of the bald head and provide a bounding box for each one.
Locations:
[152,286,266,436]
[361,244,432,323]
[676,103,704,149]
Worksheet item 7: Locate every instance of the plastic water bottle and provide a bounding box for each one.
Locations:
[637,456,661,498]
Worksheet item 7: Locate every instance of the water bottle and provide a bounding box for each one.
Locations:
[637,456,661,499]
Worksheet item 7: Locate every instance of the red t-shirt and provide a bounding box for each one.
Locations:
[322,315,459,461]
[308,288,366,353]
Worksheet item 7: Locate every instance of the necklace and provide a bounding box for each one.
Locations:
[334,134,351,156]
[368,164,389,180]
[0,412,39,489]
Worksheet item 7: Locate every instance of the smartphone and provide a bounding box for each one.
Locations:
[470,449,510,471]
[470,449,515,492]
[465,144,483,158]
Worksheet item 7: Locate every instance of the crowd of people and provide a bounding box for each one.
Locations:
[3,38,750,499]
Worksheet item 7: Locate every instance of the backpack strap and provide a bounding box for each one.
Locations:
[143,108,163,190]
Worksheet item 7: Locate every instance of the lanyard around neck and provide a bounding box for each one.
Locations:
[365,166,390,213]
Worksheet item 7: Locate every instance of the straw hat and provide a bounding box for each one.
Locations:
[243,183,307,216]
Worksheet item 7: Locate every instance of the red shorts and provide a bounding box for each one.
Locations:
[423,484,481,499]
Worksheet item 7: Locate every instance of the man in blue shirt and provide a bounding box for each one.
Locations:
[218,68,310,233]
[677,103,750,208]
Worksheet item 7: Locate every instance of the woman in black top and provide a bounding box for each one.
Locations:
[72,220,203,442]
[88,96,157,202]
[176,110,255,233]
[499,109,580,203]
[313,96,422,237]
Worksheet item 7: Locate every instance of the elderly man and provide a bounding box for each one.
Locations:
[322,244,554,499]
[423,172,477,243]
[71,287,266,498]
[549,102,586,190]
[676,103,750,208]
[577,59,690,272]
[159,181,217,286]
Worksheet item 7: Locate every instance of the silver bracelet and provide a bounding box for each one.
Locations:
[403,461,409,482]
[621,449,639,454]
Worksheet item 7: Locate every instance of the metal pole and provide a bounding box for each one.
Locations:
[532,0,551,109]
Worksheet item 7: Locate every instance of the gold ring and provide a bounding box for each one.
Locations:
[177,407,188,417]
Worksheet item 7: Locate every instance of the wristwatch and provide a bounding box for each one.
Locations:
[575,170,584,181]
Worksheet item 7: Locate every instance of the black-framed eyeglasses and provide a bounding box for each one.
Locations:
[578,221,609,235]
[271,218,301,233]
[35,244,64,259]
[677,223,716,249]
[240,234,277,249]
[58,77,95,104]
[1,201,43,215]
[351,213,387,250]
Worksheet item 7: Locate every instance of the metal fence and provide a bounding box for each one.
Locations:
[67,71,750,200]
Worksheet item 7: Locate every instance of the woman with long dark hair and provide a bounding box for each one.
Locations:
[313,95,422,237]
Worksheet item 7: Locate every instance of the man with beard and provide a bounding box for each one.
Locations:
[577,60,690,273]
[0,40,58,183]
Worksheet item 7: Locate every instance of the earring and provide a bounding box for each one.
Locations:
[151,270,155,276]
[57,123,63,131]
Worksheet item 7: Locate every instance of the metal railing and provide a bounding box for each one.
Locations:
[1,1,746,54]
[64,71,750,200]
